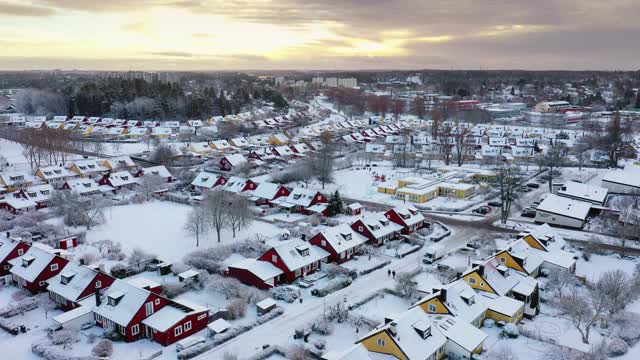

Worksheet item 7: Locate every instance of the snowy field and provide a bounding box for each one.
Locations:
[81,201,285,262]
[0,138,29,165]
[575,254,637,281]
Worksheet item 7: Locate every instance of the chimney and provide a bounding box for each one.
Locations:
[439,288,447,303]
[478,265,485,277]
[301,234,306,241]
[79,258,85,265]
[94,288,101,307]
[389,321,398,336]
[6,231,9,238]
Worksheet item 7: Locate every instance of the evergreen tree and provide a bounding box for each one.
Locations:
[327,191,343,217]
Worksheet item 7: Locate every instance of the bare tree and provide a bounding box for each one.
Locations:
[49,190,108,230]
[184,204,209,248]
[206,190,230,242]
[559,288,596,344]
[395,272,417,298]
[598,270,633,318]
[226,196,252,238]
[151,143,176,165]
[495,164,521,224]
[538,142,566,193]
[139,174,165,201]
[546,269,576,299]
[127,247,156,270]
[313,131,335,189]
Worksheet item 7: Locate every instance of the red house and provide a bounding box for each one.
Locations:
[9,245,69,293]
[222,177,257,194]
[248,182,290,206]
[219,154,247,171]
[0,237,30,276]
[141,300,210,346]
[247,148,276,162]
[15,184,54,209]
[0,197,38,214]
[93,279,209,345]
[98,171,139,190]
[257,239,329,283]
[272,188,328,215]
[351,214,403,246]
[309,224,368,263]
[57,236,79,250]
[47,262,115,311]
[227,258,284,289]
[134,166,173,183]
[191,172,227,190]
[93,280,170,342]
[384,206,426,234]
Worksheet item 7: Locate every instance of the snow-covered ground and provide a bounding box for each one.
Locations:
[575,254,637,281]
[0,138,29,165]
[74,201,285,262]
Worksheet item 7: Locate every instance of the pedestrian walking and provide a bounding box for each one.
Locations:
[392,270,396,279]
[388,269,391,277]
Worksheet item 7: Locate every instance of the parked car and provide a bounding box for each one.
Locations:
[517,186,532,192]
[473,206,491,215]
[526,183,540,189]
[487,201,502,207]
[521,210,537,218]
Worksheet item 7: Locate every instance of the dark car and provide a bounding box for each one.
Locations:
[487,201,502,207]
[526,183,540,189]
[473,206,491,215]
[521,210,537,218]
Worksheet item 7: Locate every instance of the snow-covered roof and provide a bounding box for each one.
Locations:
[71,159,108,175]
[389,206,424,227]
[104,171,139,188]
[222,176,249,193]
[360,213,404,239]
[8,246,57,283]
[270,238,329,271]
[65,178,100,194]
[104,156,136,170]
[142,304,196,332]
[21,184,54,203]
[1,197,37,210]
[139,165,172,178]
[536,194,591,221]
[314,224,368,254]
[229,258,283,281]
[557,181,608,204]
[36,165,75,180]
[223,154,247,166]
[207,318,231,334]
[602,165,640,190]
[93,279,151,327]
[0,238,21,262]
[46,262,100,302]
[359,307,447,359]
[126,277,160,291]
[279,188,323,207]
[0,171,37,186]
[504,240,545,274]
[433,314,487,352]
[481,293,523,317]
[191,171,223,189]
[251,182,284,200]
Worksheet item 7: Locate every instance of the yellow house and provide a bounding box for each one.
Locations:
[268,133,289,146]
[438,182,476,198]
[395,186,439,203]
[377,181,398,195]
[412,280,488,328]
[187,142,213,156]
[0,172,35,192]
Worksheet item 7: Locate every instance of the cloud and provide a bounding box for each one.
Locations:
[0,2,56,16]
[147,51,195,57]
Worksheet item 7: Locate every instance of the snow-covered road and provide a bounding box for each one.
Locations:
[196,225,478,359]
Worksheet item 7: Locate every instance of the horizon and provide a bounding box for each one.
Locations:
[1,0,639,71]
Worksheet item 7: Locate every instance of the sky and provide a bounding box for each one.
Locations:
[1,0,639,71]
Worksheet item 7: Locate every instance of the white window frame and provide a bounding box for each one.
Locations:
[272,255,277,263]
[377,338,385,347]
[50,263,59,271]
[131,324,140,335]
[95,280,102,288]
[197,314,207,321]
[18,249,24,256]
[155,298,160,305]
[39,281,46,286]
[145,302,154,316]
[428,303,437,312]
[174,325,183,337]
[184,321,192,332]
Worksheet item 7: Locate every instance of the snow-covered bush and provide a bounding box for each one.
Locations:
[349,314,377,331]
[127,247,156,270]
[312,276,352,297]
[0,296,37,318]
[270,286,301,303]
[502,323,519,338]
[327,303,349,323]
[32,341,100,360]
[228,298,247,319]
[287,345,311,360]
[48,330,79,346]
[223,352,239,360]
[483,319,495,328]
[618,319,640,345]
[607,337,629,357]
[325,264,351,279]
[313,339,326,350]
[311,319,334,335]
[91,339,113,357]
[162,283,189,298]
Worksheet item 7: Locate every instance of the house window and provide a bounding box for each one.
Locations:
[197,314,207,321]
[145,302,154,316]
[39,281,46,286]
[50,264,59,271]
[132,324,139,335]
[321,240,326,247]
[95,280,102,288]
[377,338,385,347]
[469,277,477,284]
[358,226,363,232]
[3,265,9,270]
[184,321,192,332]
[500,257,506,263]
[155,298,160,305]
[18,249,24,256]
[175,325,183,337]
[428,304,437,312]
[272,255,277,263]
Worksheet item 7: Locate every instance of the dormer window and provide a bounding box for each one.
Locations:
[402,213,411,220]
[413,321,432,339]
[107,291,125,306]
[293,194,302,200]
[380,219,389,226]
[22,256,35,267]
[87,165,95,169]
[296,245,310,257]
[61,273,75,285]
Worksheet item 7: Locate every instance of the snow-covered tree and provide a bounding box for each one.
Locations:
[184,204,209,247]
